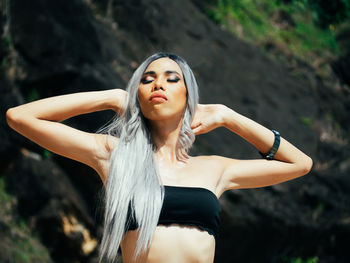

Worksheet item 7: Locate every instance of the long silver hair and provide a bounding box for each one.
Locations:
[96,52,199,262]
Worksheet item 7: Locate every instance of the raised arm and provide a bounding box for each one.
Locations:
[6,88,127,183]
[191,104,313,190]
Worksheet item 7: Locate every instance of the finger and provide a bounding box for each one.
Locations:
[192,126,202,135]
[190,121,201,129]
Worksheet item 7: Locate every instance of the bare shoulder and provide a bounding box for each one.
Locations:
[189,155,228,174]
[192,154,239,167]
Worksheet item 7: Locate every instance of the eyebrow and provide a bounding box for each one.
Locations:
[142,70,181,77]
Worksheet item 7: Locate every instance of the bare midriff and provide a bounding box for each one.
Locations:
[120,224,216,263]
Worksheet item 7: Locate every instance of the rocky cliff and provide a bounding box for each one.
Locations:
[1,0,349,262]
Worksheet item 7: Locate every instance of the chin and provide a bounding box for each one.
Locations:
[142,110,185,122]
[144,113,173,121]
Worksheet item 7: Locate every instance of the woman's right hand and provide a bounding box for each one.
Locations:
[109,89,128,115]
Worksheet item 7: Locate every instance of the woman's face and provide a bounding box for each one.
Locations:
[138,57,187,121]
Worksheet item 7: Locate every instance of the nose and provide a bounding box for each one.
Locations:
[153,77,165,91]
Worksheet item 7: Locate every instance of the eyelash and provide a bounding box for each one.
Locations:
[141,78,180,84]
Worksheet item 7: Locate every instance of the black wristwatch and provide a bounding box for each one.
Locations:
[259,130,280,160]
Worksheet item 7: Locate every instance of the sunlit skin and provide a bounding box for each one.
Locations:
[137,57,189,164]
[121,58,219,262]
[138,57,187,122]
[119,57,312,263]
[6,55,313,263]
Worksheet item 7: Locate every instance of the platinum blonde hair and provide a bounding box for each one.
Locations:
[96,52,199,262]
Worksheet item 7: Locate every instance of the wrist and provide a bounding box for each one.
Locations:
[104,89,127,113]
[221,105,239,128]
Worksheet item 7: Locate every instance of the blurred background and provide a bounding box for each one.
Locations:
[1,0,349,262]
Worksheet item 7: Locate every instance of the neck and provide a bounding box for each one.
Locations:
[149,116,186,164]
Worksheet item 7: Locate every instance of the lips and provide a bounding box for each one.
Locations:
[149,93,168,101]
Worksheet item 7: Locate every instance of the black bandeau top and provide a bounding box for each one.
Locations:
[125,185,221,239]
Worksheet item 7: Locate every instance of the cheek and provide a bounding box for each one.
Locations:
[175,87,187,111]
[137,89,148,111]
[181,86,187,102]
[138,88,147,103]
[175,83,187,97]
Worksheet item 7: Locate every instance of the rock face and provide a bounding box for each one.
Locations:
[332,52,350,87]
[3,150,99,262]
[1,0,349,262]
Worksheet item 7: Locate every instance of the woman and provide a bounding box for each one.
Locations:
[6,52,313,263]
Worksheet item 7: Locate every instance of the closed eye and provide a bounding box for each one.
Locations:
[140,79,152,84]
[140,78,180,84]
[167,78,180,82]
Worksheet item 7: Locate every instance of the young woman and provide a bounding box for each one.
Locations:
[6,52,313,263]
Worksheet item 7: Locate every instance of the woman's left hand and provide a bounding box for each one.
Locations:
[191,104,229,135]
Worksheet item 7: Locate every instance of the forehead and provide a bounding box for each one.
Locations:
[144,57,183,77]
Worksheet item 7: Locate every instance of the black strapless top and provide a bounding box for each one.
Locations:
[125,185,221,239]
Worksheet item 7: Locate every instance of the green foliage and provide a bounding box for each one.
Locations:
[1,36,11,53]
[315,202,324,214]
[26,88,41,102]
[1,36,11,68]
[204,0,345,64]
[7,229,52,263]
[307,0,350,28]
[325,111,341,131]
[4,36,11,46]
[42,149,52,159]
[0,176,52,263]
[300,116,312,127]
[1,57,6,67]
[0,176,14,204]
[282,256,319,263]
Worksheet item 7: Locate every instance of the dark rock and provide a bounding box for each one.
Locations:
[3,150,100,262]
[9,0,101,79]
[335,27,350,51]
[332,28,350,88]
[332,52,350,86]
[0,73,25,172]
[8,0,125,101]
[272,9,296,30]
[1,0,350,262]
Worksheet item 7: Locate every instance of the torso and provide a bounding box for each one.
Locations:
[121,224,216,263]
[96,137,227,263]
